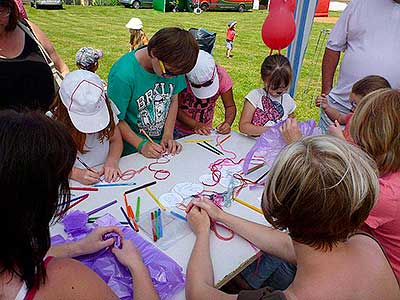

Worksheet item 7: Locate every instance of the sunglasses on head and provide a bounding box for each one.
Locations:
[158,60,179,78]
[190,67,217,89]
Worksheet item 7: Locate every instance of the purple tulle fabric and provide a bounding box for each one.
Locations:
[243,119,322,176]
[51,212,185,300]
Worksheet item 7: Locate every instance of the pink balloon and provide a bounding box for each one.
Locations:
[269,0,296,13]
[261,1,296,51]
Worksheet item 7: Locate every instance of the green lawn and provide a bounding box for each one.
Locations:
[27,6,340,130]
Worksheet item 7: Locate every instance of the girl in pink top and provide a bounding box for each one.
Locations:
[349,88,400,281]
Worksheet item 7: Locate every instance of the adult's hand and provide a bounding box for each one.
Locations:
[315,94,329,110]
[187,205,211,236]
[188,197,224,222]
[111,239,143,269]
[76,226,123,256]
[279,118,303,144]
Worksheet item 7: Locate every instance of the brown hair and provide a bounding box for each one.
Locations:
[147,27,199,74]
[2,0,20,31]
[351,75,391,97]
[130,29,149,51]
[50,94,115,153]
[350,88,400,176]
[262,136,378,251]
[261,54,292,90]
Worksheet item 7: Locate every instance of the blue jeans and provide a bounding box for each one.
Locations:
[318,95,351,133]
[241,253,296,290]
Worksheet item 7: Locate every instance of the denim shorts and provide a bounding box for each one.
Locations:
[226,40,233,50]
[241,252,297,290]
[318,95,352,133]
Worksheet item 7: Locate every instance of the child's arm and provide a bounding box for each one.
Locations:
[239,99,269,136]
[161,94,182,155]
[103,126,123,182]
[316,94,347,125]
[216,88,236,134]
[177,109,212,135]
[70,166,101,185]
[328,120,346,140]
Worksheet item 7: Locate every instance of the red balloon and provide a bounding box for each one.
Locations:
[261,0,296,51]
[269,0,296,12]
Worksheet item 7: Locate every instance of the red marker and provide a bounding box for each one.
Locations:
[151,211,157,242]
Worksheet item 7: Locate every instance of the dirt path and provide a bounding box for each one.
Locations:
[314,16,339,24]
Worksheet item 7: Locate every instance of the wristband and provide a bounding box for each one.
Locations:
[137,139,148,153]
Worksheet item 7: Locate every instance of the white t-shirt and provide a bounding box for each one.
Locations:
[74,102,120,169]
[327,0,400,109]
[245,88,296,127]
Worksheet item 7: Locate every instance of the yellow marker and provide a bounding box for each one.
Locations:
[145,188,166,211]
[184,139,212,143]
[233,197,263,214]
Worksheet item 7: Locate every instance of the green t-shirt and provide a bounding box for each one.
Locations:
[108,50,186,155]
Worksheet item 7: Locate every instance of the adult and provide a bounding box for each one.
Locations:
[0,0,69,111]
[175,49,236,138]
[0,110,158,300]
[108,27,199,158]
[318,0,400,132]
[185,136,400,300]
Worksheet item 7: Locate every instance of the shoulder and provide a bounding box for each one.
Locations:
[246,88,265,99]
[38,258,118,300]
[217,65,233,93]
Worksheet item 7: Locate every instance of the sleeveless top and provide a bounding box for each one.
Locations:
[14,256,54,300]
[237,232,399,300]
[0,20,55,111]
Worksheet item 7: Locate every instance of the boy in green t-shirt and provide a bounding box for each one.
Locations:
[108,27,199,157]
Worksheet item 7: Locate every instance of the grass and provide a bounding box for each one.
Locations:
[27,6,340,130]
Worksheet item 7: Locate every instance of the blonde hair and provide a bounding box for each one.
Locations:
[129,29,149,51]
[350,88,400,176]
[262,135,379,251]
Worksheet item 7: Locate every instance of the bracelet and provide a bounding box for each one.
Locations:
[137,139,148,153]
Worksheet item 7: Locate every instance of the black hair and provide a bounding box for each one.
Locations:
[1,0,20,31]
[0,110,76,289]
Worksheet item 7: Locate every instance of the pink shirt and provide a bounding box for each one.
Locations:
[175,66,233,137]
[343,112,354,143]
[363,172,400,281]
[226,28,235,41]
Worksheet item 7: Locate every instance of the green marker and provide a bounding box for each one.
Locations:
[136,196,141,222]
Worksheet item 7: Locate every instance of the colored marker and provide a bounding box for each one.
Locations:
[158,208,163,238]
[151,211,157,241]
[87,199,117,216]
[120,206,138,232]
[135,196,141,222]
[146,188,166,211]
[197,142,221,156]
[93,182,136,187]
[70,187,98,191]
[125,181,157,195]
[170,210,188,222]
[203,141,224,155]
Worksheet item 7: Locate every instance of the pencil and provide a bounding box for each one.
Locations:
[170,210,188,222]
[246,163,265,175]
[151,211,157,241]
[76,157,103,182]
[140,129,155,144]
[255,170,270,183]
[233,197,263,214]
[125,181,157,195]
[120,206,138,232]
[203,141,224,155]
[197,142,221,156]
[70,187,98,191]
[217,134,231,146]
[135,196,141,222]
[87,199,117,216]
[145,187,166,211]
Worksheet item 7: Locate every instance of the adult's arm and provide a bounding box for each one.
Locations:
[321,48,341,95]
[27,20,69,76]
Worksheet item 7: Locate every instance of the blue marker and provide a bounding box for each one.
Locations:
[93,182,136,187]
[170,210,188,222]
[158,208,163,238]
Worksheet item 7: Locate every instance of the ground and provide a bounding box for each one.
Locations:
[26,6,341,130]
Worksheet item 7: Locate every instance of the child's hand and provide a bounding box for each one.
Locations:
[315,94,329,110]
[76,226,123,256]
[103,160,122,182]
[194,122,212,135]
[328,120,345,139]
[140,141,164,158]
[161,138,182,155]
[279,118,303,144]
[72,167,101,185]
[216,122,231,134]
[111,239,143,269]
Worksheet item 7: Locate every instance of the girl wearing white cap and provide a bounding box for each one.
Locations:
[125,17,148,51]
[51,70,123,185]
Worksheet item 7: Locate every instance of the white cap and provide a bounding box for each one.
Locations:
[186,50,219,99]
[59,70,110,134]
[125,17,143,30]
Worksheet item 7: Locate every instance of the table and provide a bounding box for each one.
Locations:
[50,131,271,299]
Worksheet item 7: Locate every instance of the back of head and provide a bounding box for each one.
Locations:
[0,110,76,289]
[147,27,199,74]
[262,135,379,250]
[1,0,20,31]
[261,54,292,90]
[351,75,391,97]
[350,88,400,176]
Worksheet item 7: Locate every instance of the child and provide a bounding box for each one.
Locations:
[239,54,296,136]
[226,20,237,59]
[175,50,236,138]
[320,75,391,140]
[108,27,199,158]
[350,88,400,281]
[76,47,104,73]
[51,70,123,185]
[126,17,149,51]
